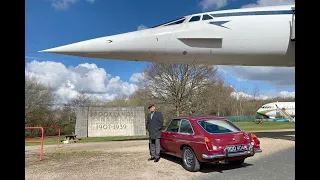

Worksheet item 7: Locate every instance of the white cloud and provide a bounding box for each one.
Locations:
[51,0,96,10]
[199,0,229,11]
[231,91,254,99]
[241,0,294,8]
[198,0,294,11]
[279,91,295,97]
[129,73,145,83]
[51,0,79,10]
[231,90,295,100]
[217,66,295,88]
[25,60,138,103]
[137,25,148,31]
[259,89,295,99]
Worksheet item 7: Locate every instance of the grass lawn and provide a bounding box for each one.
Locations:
[234,122,295,132]
[25,135,148,146]
[25,122,294,146]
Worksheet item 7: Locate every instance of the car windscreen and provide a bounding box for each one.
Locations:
[198,120,241,133]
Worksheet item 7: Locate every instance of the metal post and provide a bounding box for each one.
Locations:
[40,127,44,161]
[26,126,61,161]
[87,106,89,137]
[58,127,60,147]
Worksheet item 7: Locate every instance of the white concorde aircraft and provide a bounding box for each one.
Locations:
[40,4,295,67]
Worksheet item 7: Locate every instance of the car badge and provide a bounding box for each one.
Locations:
[232,138,235,141]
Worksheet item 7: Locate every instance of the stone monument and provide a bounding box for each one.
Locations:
[75,106,146,137]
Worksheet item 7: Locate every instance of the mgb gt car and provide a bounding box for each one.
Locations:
[160,115,262,172]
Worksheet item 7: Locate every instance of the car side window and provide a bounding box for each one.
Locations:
[179,120,194,134]
[166,119,181,133]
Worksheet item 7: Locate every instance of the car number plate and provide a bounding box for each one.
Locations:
[226,145,247,152]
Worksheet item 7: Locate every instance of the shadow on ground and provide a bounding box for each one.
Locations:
[160,153,252,173]
[109,138,148,141]
[253,131,295,141]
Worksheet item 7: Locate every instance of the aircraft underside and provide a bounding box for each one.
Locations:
[58,50,294,67]
[52,38,295,67]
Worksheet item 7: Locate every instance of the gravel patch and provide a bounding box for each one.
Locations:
[25,138,294,180]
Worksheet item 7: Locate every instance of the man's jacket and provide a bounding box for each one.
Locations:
[146,111,163,139]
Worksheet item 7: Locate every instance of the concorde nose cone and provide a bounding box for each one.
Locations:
[39,37,112,54]
[39,30,153,61]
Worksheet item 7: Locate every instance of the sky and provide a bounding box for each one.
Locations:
[25,0,295,104]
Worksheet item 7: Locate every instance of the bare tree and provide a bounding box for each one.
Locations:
[207,76,235,116]
[232,86,250,116]
[252,87,260,99]
[141,63,218,116]
[25,75,57,136]
[25,75,55,119]
[70,92,93,107]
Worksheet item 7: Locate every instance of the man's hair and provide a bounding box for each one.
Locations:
[148,104,155,109]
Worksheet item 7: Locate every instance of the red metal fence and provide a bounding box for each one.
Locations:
[25,126,61,161]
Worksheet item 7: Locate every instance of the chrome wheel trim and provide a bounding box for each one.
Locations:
[183,148,194,167]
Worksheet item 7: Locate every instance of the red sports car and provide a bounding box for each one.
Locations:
[160,115,262,172]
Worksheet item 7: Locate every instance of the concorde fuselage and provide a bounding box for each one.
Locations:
[41,4,295,67]
[256,102,295,118]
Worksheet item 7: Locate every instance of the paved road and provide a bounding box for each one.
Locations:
[194,130,295,180]
[113,130,295,180]
[197,146,294,180]
[253,130,295,141]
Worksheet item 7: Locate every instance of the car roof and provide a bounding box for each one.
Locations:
[172,115,228,121]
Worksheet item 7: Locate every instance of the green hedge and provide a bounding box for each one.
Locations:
[225,116,291,122]
[225,116,256,122]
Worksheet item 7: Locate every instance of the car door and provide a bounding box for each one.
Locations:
[161,119,181,153]
[174,119,195,156]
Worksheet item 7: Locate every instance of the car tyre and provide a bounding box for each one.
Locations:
[228,159,245,165]
[182,146,201,172]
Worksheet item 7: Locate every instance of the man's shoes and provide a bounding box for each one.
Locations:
[148,157,155,161]
[154,158,160,162]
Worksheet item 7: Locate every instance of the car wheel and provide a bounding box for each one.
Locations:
[182,146,201,172]
[228,159,245,165]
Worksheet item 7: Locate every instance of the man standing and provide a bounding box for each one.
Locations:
[146,104,163,162]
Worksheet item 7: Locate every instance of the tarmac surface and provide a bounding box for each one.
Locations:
[198,130,295,180]
[199,146,294,180]
[253,130,295,141]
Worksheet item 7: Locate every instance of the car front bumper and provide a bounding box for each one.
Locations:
[202,148,262,159]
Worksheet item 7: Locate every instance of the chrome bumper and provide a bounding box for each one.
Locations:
[255,149,262,153]
[202,148,262,159]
